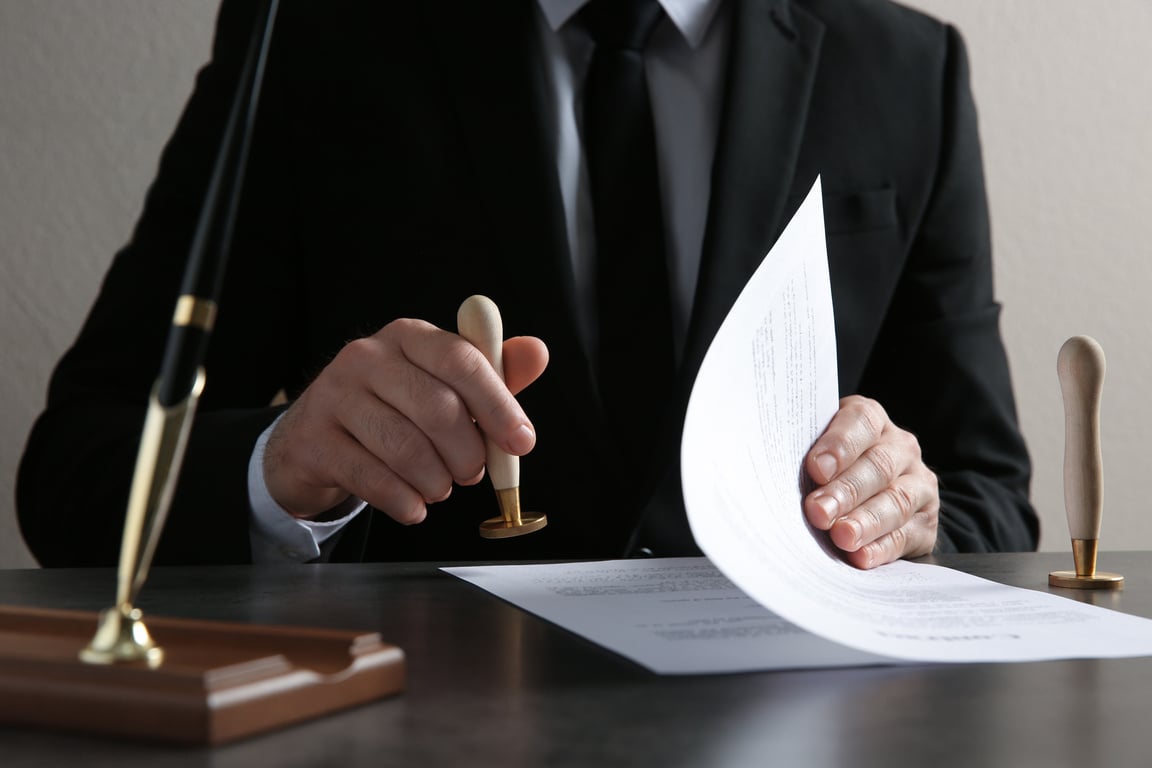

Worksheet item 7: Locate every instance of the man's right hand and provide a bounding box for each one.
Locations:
[263,318,549,523]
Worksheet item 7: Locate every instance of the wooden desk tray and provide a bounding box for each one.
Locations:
[0,605,404,744]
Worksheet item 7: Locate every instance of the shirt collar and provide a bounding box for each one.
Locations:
[537,0,724,49]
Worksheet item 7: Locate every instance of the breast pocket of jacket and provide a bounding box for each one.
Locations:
[818,187,907,387]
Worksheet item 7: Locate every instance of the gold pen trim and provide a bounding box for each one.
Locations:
[173,296,218,331]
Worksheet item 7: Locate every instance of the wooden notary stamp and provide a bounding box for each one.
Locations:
[1049,335,1124,590]
[458,295,548,539]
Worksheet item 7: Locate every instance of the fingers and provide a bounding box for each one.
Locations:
[804,396,939,568]
[264,318,550,524]
[391,319,538,456]
[264,364,462,522]
[805,396,887,487]
[841,507,938,569]
[305,428,432,526]
[339,333,486,485]
[827,471,939,568]
[337,384,474,499]
[263,398,435,523]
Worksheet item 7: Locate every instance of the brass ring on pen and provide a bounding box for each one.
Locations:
[173,296,218,331]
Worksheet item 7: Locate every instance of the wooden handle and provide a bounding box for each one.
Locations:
[1057,335,1105,541]
[457,295,518,491]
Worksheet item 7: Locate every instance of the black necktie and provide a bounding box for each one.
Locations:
[582,0,675,465]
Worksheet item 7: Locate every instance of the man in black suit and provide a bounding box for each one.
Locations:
[18,0,1038,567]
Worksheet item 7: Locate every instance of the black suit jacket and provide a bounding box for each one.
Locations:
[18,0,1039,566]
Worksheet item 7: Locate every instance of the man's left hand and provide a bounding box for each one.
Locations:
[803,395,939,568]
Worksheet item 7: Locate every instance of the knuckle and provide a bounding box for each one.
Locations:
[363,408,432,475]
[840,394,869,412]
[896,428,922,461]
[833,401,885,459]
[837,472,868,508]
[455,343,492,381]
[337,336,377,370]
[860,399,888,438]
[842,396,886,439]
[404,368,464,432]
[842,433,867,461]
[859,503,885,535]
[917,506,939,535]
[442,344,497,403]
[385,420,430,468]
[367,406,404,447]
[485,391,519,425]
[887,525,908,556]
[842,393,872,415]
[924,469,940,497]
[864,526,904,567]
[384,317,426,338]
[885,484,917,521]
[443,345,522,423]
[864,444,899,482]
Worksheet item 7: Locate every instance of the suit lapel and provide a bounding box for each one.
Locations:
[681,0,825,388]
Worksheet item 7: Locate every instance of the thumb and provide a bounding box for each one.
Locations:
[502,336,549,395]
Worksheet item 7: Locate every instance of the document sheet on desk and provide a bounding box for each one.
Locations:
[446,179,1152,673]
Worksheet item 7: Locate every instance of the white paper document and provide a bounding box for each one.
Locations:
[446,179,1152,673]
[446,557,888,674]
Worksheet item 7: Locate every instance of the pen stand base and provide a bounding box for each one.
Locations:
[1048,571,1125,590]
[0,604,405,744]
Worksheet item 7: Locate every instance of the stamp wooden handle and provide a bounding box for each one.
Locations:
[1057,335,1105,541]
[457,295,518,491]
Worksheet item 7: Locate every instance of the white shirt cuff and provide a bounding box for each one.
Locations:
[248,415,366,563]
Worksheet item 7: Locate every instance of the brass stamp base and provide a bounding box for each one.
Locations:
[480,486,547,539]
[1048,571,1124,590]
[479,514,548,539]
[1049,538,1124,589]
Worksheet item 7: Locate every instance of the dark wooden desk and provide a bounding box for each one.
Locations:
[0,552,1149,767]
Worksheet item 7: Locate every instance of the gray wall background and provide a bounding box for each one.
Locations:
[2,2,1150,568]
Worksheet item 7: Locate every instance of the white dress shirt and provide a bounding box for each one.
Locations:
[248,0,730,563]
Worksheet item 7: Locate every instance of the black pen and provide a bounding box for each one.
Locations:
[159,0,279,407]
[82,0,281,666]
